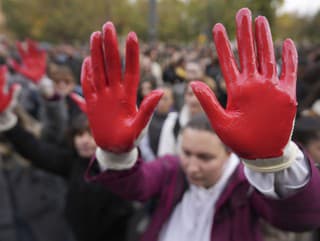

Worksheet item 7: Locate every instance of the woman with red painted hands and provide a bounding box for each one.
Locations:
[82,8,320,241]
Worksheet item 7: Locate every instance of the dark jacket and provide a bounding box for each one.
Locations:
[0,151,71,241]
[5,124,133,241]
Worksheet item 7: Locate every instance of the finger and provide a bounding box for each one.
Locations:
[102,22,122,88]
[213,23,239,88]
[236,8,257,75]
[0,66,7,91]
[190,81,230,127]
[38,53,47,73]
[8,59,21,73]
[0,65,20,111]
[27,39,38,55]
[280,39,298,99]
[38,48,47,64]
[0,66,14,111]
[81,57,97,103]
[40,50,47,60]
[133,89,164,136]
[124,32,140,104]
[70,92,87,113]
[90,31,108,91]
[27,38,47,60]
[255,16,276,78]
[27,39,38,48]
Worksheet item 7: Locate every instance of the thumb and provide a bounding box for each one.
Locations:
[8,59,21,72]
[190,81,230,127]
[70,92,87,113]
[133,89,163,135]
[0,84,21,112]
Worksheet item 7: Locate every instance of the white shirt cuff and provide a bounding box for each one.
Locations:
[244,142,310,199]
[96,147,138,171]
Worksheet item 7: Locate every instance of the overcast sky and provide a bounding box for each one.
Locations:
[278,0,320,16]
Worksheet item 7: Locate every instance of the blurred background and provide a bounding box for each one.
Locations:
[0,1,319,241]
[0,0,319,44]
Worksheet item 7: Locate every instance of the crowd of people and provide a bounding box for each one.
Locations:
[0,7,319,241]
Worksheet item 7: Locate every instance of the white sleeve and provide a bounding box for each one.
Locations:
[95,122,150,171]
[139,135,156,162]
[244,142,310,199]
[95,147,138,171]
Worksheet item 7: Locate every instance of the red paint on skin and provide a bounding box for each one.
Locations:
[81,22,163,153]
[191,8,297,159]
[11,39,47,83]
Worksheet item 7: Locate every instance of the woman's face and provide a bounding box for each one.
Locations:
[73,131,96,158]
[180,128,230,188]
[185,85,203,117]
[157,87,174,114]
[54,77,75,97]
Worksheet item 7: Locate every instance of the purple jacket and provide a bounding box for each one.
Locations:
[86,154,320,241]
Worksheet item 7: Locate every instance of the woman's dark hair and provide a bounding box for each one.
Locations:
[182,113,215,134]
[67,113,91,145]
[137,78,157,107]
[181,113,231,153]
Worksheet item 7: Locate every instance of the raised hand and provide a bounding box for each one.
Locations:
[81,22,163,153]
[10,39,47,83]
[69,92,87,113]
[0,66,20,112]
[191,8,297,161]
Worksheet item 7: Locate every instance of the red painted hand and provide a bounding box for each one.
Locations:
[81,22,163,153]
[0,66,20,112]
[10,39,47,83]
[191,8,297,159]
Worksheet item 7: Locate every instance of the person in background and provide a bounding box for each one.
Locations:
[0,103,73,241]
[140,84,177,161]
[292,116,320,241]
[137,78,157,107]
[0,40,74,241]
[0,64,134,241]
[45,63,83,139]
[294,116,320,168]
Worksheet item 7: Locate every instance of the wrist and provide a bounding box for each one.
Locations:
[241,141,299,173]
[96,147,138,171]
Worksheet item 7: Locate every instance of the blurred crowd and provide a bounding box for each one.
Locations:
[0,34,319,241]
